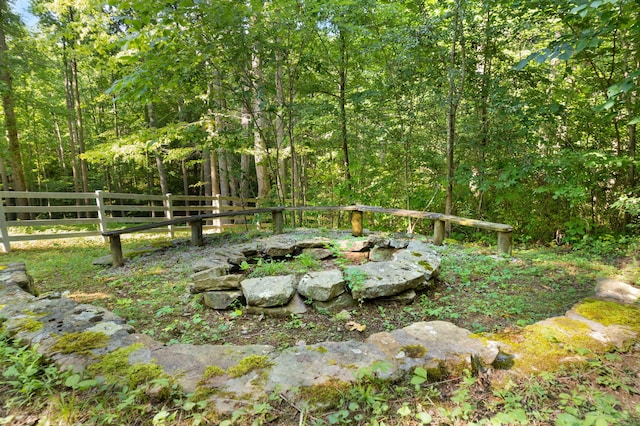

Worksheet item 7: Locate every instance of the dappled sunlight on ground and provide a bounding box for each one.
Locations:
[67,292,111,303]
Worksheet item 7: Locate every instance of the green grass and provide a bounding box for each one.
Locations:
[429,244,623,332]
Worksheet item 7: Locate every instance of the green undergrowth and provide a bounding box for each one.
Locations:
[1,233,639,423]
[2,319,640,424]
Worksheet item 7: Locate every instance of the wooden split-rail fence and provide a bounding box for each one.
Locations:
[0,191,514,267]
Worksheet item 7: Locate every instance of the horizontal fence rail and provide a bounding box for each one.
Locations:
[0,191,258,252]
[0,192,514,263]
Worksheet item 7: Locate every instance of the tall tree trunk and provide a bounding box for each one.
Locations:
[203,148,212,198]
[71,56,88,193]
[445,0,466,235]
[0,157,9,192]
[477,1,493,216]
[252,52,271,200]
[275,46,287,203]
[338,30,351,195]
[52,115,67,171]
[181,159,189,196]
[62,48,81,194]
[0,2,28,218]
[147,103,169,195]
[240,154,252,202]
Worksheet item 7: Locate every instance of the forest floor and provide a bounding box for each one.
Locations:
[3,230,639,350]
[2,231,639,425]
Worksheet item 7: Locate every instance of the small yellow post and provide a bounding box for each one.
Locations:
[433,219,445,246]
[351,209,363,237]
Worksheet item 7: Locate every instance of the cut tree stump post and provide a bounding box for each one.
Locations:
[351,209,363,237]
[497,231,513,256]
[190,219,204,246]
[272,210,284,234]
[109,235,124,267]
[433,219,445,246]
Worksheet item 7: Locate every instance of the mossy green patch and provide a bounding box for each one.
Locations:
[202,365,225,380]
[51,331,109,355]
[493,317,607,373]
[227,355,273,378]
[417,260,434,271]
[297,379,351,410]
[401,344,427,358]
[88,343,168,388]
[15,317,43,333]
[574,299,640,331]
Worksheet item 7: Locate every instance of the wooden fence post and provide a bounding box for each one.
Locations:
[212,194,222,233]
[109,235,125,267]
[0,194,10,252]
[95,190,108,242]
[351,209,363,237]
[164,193,175,238]
[497,231,513,256]
[433,219,445,246]
[272,209,284,234]
[190,219,204,246]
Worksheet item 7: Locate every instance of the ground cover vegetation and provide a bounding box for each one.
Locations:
[1,234,639,424]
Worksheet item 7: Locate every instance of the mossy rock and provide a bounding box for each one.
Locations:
[493,317,608,374]
[297,378,352,411]
[14,317,43,333]
[88,344,170,389]
[574,299,640,332]
[227,355,273,378]
[51,331,110,355]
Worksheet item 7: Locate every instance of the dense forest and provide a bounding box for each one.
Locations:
[0,0,638,241]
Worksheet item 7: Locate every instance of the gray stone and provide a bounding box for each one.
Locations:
[369,247,395,262]
[301,247,333,260]
[266,341,390,392]
[389,239,410,249]
[349,261,425,300]
[313,292,357,313]
[297,270,346,302]
[246,293,308,317]
[393,240,441,282]
[149,343,275,393]
[203,290,244,310]
[86,321,133,336]
[365,321,500,373]
[192,256,230,273]
[234,243,259,258]
[335,237,374,252]
[10,268,36,296]
[222,250,249,266]
[241,275,297,307]
[595,278,640,303]
[190,274,242,293]
[383,289,417,304]
[295,237,332,248]
[190,263,231,282]
[259,235,298,257]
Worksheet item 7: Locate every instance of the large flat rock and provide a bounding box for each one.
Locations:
[349,261,425,300]
[241,275,297,307]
